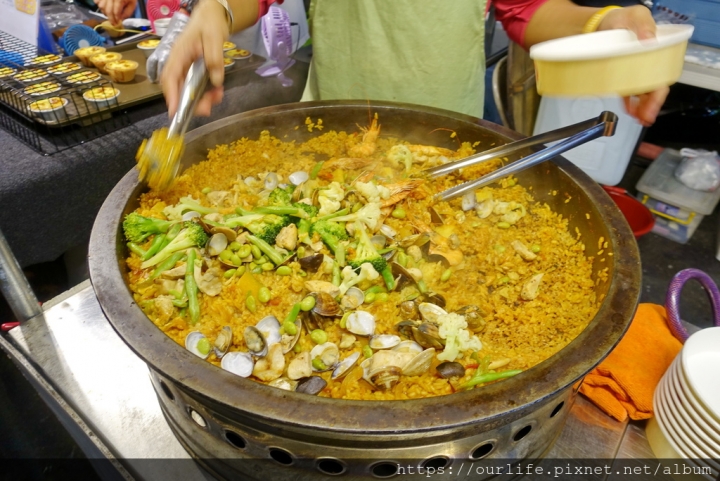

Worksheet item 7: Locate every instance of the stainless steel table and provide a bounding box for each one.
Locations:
[0,282,680,481]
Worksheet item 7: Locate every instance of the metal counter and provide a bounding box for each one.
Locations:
[0,282,678,481]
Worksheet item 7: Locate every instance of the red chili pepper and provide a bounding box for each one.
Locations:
[268,298,281,306]
[465,363,478,369]
[1,322,20,331]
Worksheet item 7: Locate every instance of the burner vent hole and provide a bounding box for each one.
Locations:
[225,431,247,449]
[371,462,398,478]
[421,457,449,469]
[269,448,294,465]
[513,425,532,442]
[550,401,564,418]
[470,442,494,460]
[317,458,346,476]
[159,381,174,402]
[189,408,206,428]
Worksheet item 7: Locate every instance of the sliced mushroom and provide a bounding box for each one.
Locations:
[521,273,544,301]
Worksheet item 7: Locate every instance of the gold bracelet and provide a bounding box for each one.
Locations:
[582,5,622,34]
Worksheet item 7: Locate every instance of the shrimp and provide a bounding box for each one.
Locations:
[381,179,425,207]
[347,113,381,158]
[323,157,375,171]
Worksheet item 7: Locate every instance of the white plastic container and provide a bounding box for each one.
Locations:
[533,95,643,186]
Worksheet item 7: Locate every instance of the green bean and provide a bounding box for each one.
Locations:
[169,289,184,299]
[396,251,408,267]
[251,245,262,259]
[332,262,341,286]
[165,222,183,241]
[284,303,302,324]
[310,161,324,180]
[127,242,147,258]
[459,369,522,389]
[362,345,373,358]
[224,269,237,279]
[312,358,328,371]
[417,279,428,294]
[234,265,246,277]
[293,343,302,353]
[261,262,275,271]
[335,242,346,267]
[258,286,271,303]
[531,244,541,253]
[441,268,453,282]
[364,292,377,304]
[202,187,212,195]
[365,285,387,295]
[276,265,292,276]
[375,292,388,303]
[310,329,328,345]
[299,296,316,311]
[391,208,406,219]
[229,241,242,251]
[237,245,252,259]
[298,269,307,277]
[219,249,233,262]
[283,320,298,335]
[230,254,242,266]
[351,202,362,213]
[172,298,188,308]
[146,251,185,283]
[340,312,350,329]
[185,249,200,324]
[496,221,511,229]
[141,234,166,261]
[245,293,257,313]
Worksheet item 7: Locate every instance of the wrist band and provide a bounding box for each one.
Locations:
[582,5,622,34]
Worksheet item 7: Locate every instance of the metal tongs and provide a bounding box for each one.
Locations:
[169,58,209,141]
[425,111,618,202]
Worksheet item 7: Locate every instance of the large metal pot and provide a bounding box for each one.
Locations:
[88,101,640,480]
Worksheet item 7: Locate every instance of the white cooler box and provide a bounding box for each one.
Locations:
[533,96,644,186]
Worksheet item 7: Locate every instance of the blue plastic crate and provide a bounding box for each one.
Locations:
[654,0,720,49]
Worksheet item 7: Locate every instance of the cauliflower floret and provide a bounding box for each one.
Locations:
[332,201,382,231]
[436,312,482,362]
[355,181,390,204]
[386,144,413,171]
[318,182,345,216]
[338,263,379,296]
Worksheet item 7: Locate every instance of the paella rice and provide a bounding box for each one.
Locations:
[125,115,601,400]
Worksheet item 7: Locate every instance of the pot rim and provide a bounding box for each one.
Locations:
[89,100,640,435]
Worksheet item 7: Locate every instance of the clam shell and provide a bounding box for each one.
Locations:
[310,342,340,371]
[264,172,279,190]
[244,326,268,357]
[213,326,233,358]
[221,351,254,377]
[331,351,361,380]
[345,310,376,337]
[311,292,343,317]
[182,211,201,221]
[256,315,282,347]
[418,303,447,324]
[401,348,435,377]
[281,318,302,354]
[185,331,211,359]
[289,171,309,185]
[295,376,327,395]
[369,334,401,350]
[207,233,228,257]
[340,287,364,310]
[268,377,298,391]
[392,340,424,354]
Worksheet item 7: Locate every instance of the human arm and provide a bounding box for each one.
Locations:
[94,0,137,26]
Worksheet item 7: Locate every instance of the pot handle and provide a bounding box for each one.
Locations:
[665,268,720,342]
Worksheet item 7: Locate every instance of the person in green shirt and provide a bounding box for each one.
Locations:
[156,0,667,127]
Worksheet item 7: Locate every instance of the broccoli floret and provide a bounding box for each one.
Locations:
[141,222,209,269]
[267,185,295,206]
[310,219,348,254]
[292,201,318,218]
[348,222,395,290]
[224,213,290,245]
[163,196,218,221]
[123,212,174,243]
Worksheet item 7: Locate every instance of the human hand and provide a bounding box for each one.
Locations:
[160,0,229,118]
[95,0,137,26]
[598,6,669,127]
[147,12,192,84]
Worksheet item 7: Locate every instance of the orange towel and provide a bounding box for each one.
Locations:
[579,303,683,422]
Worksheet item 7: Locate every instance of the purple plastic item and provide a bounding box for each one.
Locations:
[665,268,720,342]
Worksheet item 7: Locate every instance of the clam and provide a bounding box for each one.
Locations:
[412,323,445,350]
[287,352,312,380]
[256,315,282,346]
[395,320,420,339]
[304,279,340,297]
[207,233,228,257]
[299,254,325,272]
[213,326,233,358]
[185,331,211,359]
[289,171,309,186]
[461,191,476,211]
[428,206,444,225]
[370,234,387,250]
[422,292,446,309]
[391,262,419,290]
[331,351,361,380]
[369,334,401,350]
[295,376,327,395]
[281,318,302,354]
[436,361,466,379]
[392,340,424,354]
[221,351,254,377]
[244,326,268,357]
[369,367,403,390]
[338,333,356,349]
[311,292,343,317]
[212,225,237,242]
[310,342,340,372]
[455,305,485,332]
[401,348,435,376]
[182,211,201,221]
[340,287,364,310]
[345,310,376,337]
[264,172,279,190]
[418,302,447,324]
[361,350,415,390]
[398,232,431,249]
[398,301,420,320]
[268,377,298,391]
[379,224,397,239]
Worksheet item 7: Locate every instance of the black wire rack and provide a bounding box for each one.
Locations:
[0,30,130,155]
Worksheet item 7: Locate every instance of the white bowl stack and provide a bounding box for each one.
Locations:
[647,327,720,480]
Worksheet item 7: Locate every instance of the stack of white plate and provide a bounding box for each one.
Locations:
[647,327,720,481]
